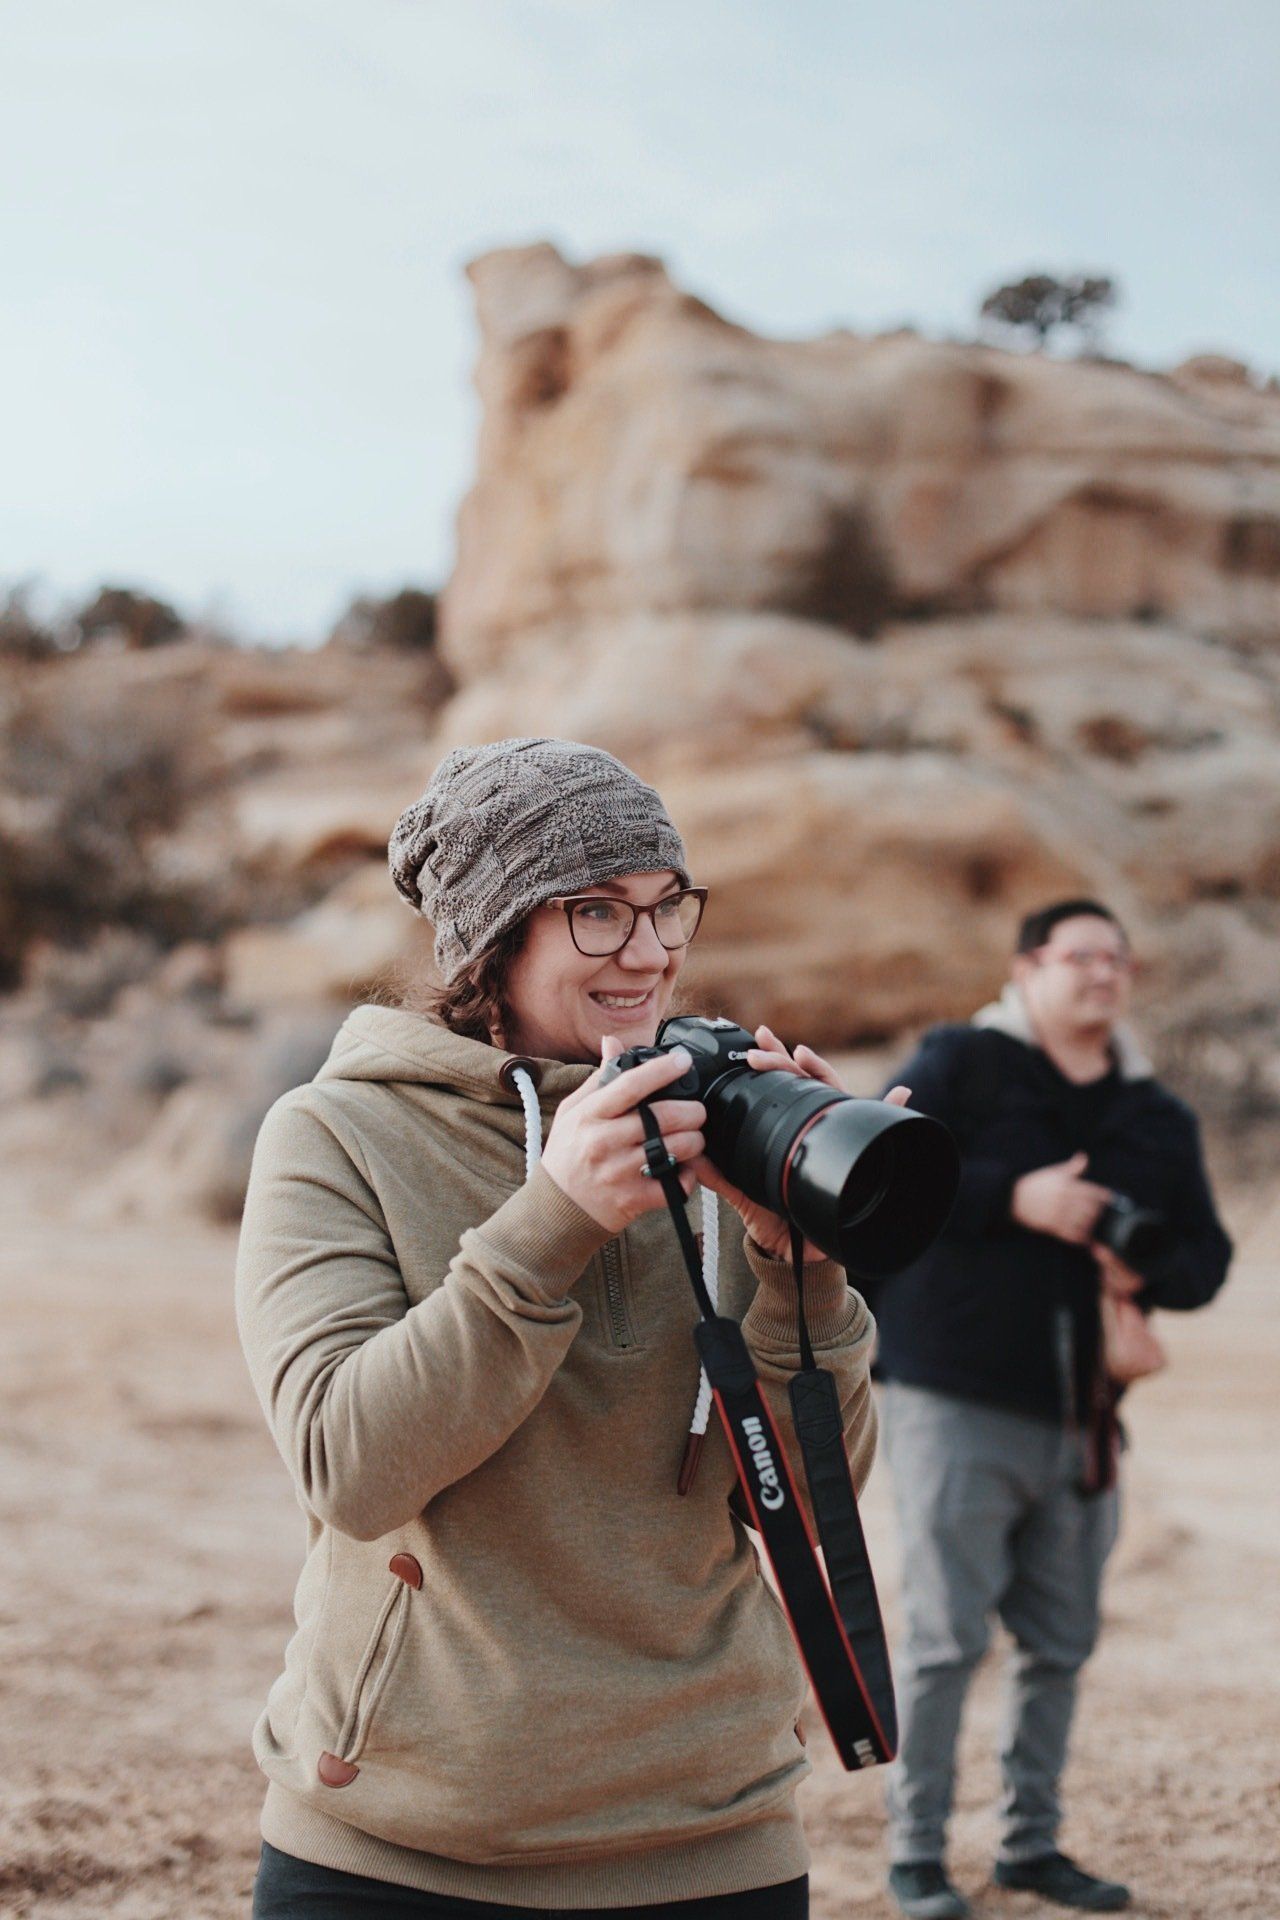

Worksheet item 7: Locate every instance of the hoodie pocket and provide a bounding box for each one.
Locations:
[333,1567,413,1765]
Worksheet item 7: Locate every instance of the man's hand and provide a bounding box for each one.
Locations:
[1011,1152,1112,1245]
[1094,1244,1144,1299]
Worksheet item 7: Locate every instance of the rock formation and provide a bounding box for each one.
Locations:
[445,245,1280,667]
[435,243,1280,1106]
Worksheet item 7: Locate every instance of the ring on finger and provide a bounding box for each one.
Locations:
[640,1140,680,1180]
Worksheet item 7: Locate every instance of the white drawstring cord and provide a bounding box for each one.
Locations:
[510,1067,542,1177]
[689,1185,720,1438]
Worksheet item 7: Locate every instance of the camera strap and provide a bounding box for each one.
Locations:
[636,1101,898,1771]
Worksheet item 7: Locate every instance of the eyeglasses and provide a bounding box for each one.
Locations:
[546,886,708,957]
[1035,945,1135,975]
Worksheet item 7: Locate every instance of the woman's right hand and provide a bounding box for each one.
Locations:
[540,1040,707,1234]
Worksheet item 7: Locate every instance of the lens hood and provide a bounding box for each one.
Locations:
[783,1098,959,1276]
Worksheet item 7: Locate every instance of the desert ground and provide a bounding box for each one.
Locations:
[1,1162,1276,1920]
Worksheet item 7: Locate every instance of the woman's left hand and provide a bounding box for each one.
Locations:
[692,1024,913,1263]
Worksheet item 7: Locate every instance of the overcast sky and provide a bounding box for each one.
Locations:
[3,0,1277,641]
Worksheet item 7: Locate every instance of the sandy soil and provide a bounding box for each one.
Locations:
[1,1176,1276,1920]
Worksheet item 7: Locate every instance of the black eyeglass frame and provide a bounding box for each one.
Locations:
[544,885,709,957]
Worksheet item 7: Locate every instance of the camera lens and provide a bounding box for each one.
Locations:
[694,1056,957,1276]
[1097,1197,1168,1275]
[652,1015,961,1276]
[837,1133,895,1234]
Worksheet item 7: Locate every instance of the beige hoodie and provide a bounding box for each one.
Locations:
[235,1005,878,1909]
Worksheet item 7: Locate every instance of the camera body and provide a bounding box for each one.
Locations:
[601,1014,754,1101]
[1094,1192,1168,1275]
[601,1014,959,1278]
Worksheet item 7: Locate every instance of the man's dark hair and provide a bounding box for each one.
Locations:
[1015,898,1127,955]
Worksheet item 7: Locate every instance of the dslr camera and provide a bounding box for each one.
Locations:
[1093,1193,1168,1275]
[601,1014,959,1277]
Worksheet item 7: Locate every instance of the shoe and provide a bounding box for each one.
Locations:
[994,1850,1130,1911]
[887,1860,972,1919]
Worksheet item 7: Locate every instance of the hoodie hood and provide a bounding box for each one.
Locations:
[314,1004,596,1109]
[971,980,1153,1082]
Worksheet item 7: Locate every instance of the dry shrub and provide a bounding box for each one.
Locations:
[0,584,57,660]
[325,588,454,710]
[71,585,184,651]
[328,587,439,652]
[2,581,194,663]
[0,670,221,989]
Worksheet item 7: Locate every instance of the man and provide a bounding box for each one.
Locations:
[875,900,1232,1920]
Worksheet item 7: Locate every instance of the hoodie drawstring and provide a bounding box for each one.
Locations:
[510,1064,719,1489]
[677,1188,720,1494]
[689,1189,720,1434]
[510,1067,543,1178]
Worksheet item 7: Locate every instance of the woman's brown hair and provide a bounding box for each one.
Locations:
[369,916,529,1047]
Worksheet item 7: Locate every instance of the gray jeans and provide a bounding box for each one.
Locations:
[880,1383,1119,1866]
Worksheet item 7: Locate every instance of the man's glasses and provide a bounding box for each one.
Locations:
[1036,945,1135,975]
[546,887,708,958]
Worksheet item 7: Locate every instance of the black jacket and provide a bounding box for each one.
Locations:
[871,1021,1233,1426]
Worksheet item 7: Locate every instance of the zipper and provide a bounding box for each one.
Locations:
[600,1239,635,1349]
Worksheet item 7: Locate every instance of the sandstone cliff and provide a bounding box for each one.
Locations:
[435,244,1280,1096]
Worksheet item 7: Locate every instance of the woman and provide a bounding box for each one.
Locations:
[236,736,903,1919]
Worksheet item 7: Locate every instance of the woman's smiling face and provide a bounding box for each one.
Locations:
[501,870,689,1065]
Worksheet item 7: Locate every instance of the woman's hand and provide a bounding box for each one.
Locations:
[540,1038,707,1234]
[693,1024,913,1263]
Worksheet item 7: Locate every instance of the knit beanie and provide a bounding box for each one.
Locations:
[388,737,691,982]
